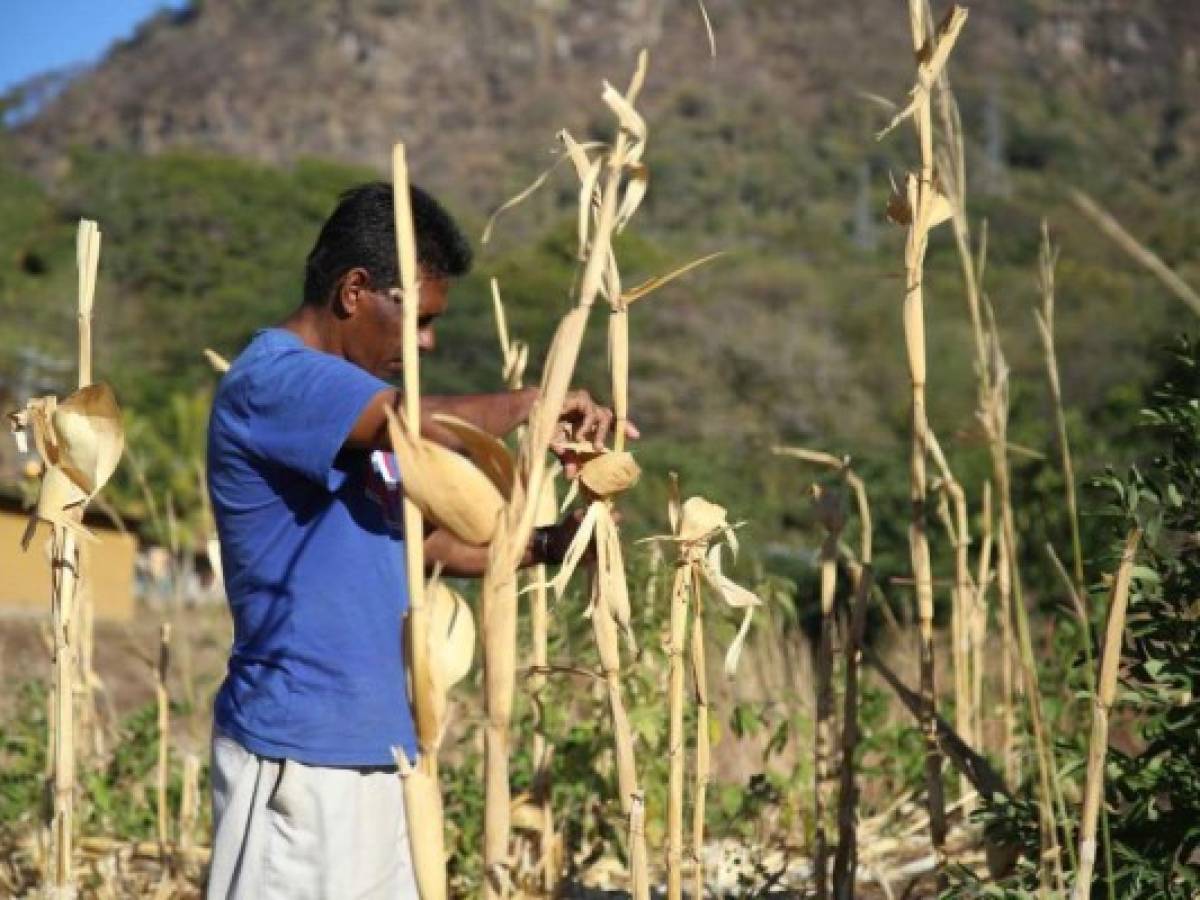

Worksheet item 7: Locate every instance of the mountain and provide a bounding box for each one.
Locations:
[14,1,1199,200]
[2,0,1199,541]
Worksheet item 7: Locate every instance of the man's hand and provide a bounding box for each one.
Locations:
[551,389,640,478]
[529,505,617,567]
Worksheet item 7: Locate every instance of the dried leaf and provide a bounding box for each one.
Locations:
[615,163,649,234]
[52,383,124,498]
[596,507,635,651]
[548,500,602,600]
[601,80,647,163]
[680,496,728,543]
[667,472,682,536]
[723,607,755,676]
[577,158,603,260]
[696,0,717,57]
[623,250,726,305]
[204,348,230,373]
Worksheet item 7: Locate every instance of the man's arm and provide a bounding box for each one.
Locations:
[423,511,584,577]
[423,527,525,577]
[346,386,627,454]
[346,387,538,451]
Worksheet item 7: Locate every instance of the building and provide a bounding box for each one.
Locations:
[0,491,138,622]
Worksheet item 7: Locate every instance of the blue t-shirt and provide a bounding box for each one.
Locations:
[207,328,416,766]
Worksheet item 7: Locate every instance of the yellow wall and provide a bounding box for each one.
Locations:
[0,510,137,622]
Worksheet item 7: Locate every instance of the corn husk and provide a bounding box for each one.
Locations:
[52,384,124,499]
[579,451,640,498]
[428,578,475,688]
[384,406,504,546]
[431,412,515,501]
[14,385,123,541]
[394,747,447,900]
[679,496,728,543]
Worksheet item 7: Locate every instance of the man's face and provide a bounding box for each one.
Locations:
[342,266,449,379]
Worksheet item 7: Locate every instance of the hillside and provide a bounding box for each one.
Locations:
[2,0,1199,556]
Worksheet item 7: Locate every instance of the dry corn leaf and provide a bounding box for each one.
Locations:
[700,545,761,675]
[596,507,635,650]
[578,158,603,261]
[491,279,530,387]
[623,250,726,305]
[204,349,230,373]
[52,383,124,498]
[723,607,756,676]
[679,496,728,543]
[32,466,95,543]
[875,5,969,141]
[483,153,569,245]
[696,0,717,57]
[558,129,596,184]
[615,163,649,234]
[926,186,955,230]
[548,501,602,600]
[668,473,682,536]
[700,546,760,609]
[482,137,605,246]
[601,81,647,165]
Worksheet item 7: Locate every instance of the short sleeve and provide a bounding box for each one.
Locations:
[241,347,390,491]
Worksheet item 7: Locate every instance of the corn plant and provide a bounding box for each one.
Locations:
[8,219,124,896]
[876,1,968,873]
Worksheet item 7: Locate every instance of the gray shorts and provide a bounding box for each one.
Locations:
[206,730,419,900]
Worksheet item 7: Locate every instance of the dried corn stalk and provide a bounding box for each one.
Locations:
[7,220,122,897]
[773,447,873,899]
[1072,529,1139,900]
[387,144,445,900]
[812,479,847,900]
[927,431,976,811]
[153,624,171,852]
[651,483,761,900]
[878,2,968,871]
[477,53,653,898]
[492,280,561,893]
[980,313,1067,890]
[1034,223,1083,598]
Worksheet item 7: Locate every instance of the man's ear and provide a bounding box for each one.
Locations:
[334,267,372,319]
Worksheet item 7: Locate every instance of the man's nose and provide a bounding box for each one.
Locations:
[418,328,436,352]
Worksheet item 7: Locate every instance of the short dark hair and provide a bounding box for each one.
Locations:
[302,181,472,306]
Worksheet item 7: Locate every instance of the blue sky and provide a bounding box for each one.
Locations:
[0,0,187,95]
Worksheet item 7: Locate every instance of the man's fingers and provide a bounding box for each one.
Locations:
[578,405,601,448]
[592,407,613,450]
[623,420,641,440]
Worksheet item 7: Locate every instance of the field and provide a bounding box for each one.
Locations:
[3,1,1200,899]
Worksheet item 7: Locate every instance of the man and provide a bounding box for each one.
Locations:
[205,182,626,899]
